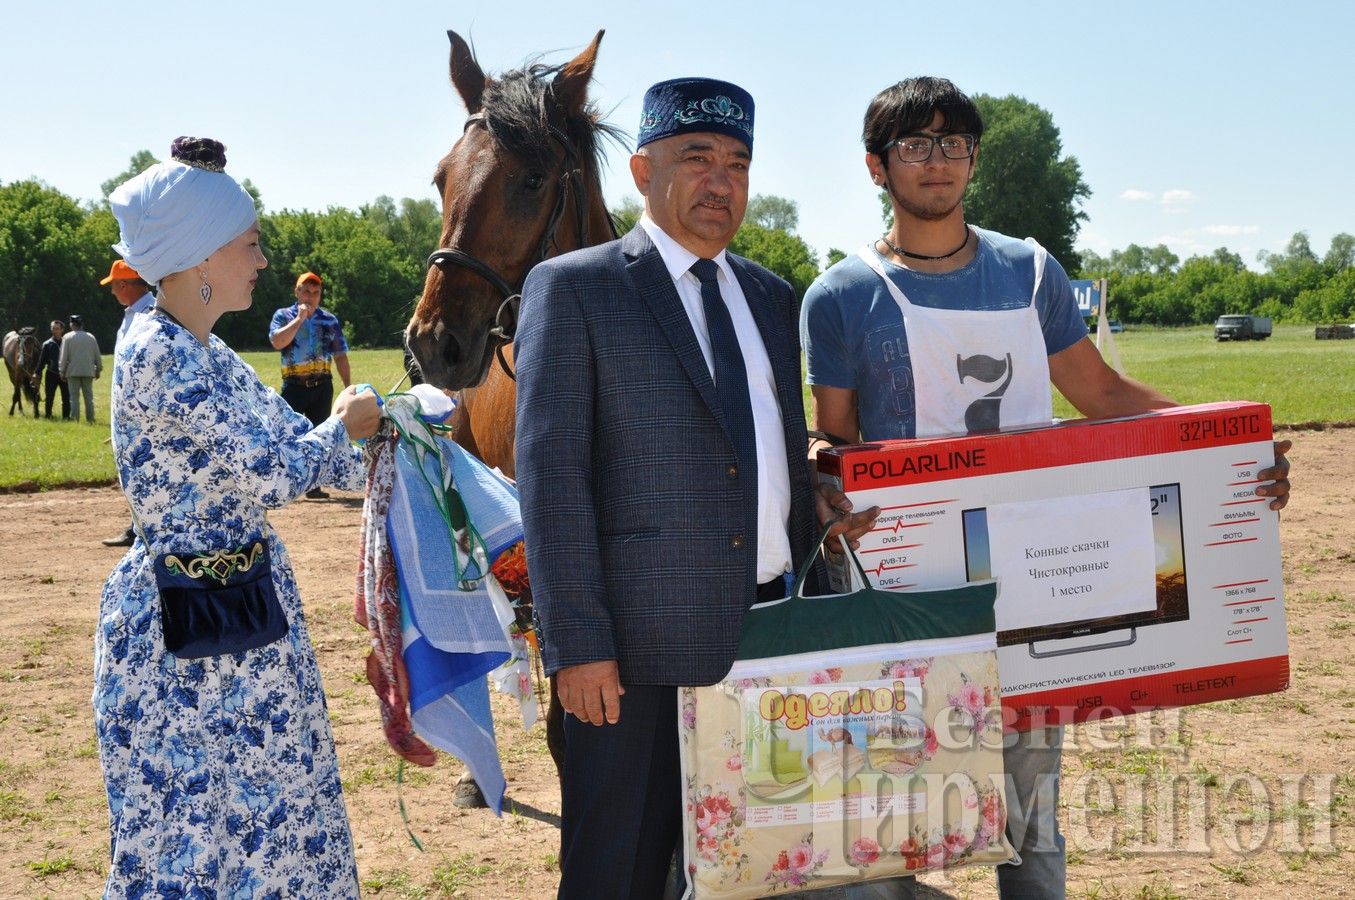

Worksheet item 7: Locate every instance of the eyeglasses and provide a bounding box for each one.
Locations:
[888,133,976,163]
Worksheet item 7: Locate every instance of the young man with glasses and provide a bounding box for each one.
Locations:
[800,76,1291,899]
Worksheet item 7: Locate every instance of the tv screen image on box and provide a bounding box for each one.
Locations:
[961,483,1190,653]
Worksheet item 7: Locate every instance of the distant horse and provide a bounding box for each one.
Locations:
[3,328,40,417]
[405,30,619,805]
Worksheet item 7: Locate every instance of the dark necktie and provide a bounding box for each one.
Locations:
[690,259,758,478]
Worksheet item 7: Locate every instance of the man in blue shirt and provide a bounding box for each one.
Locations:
[269,272,351,499]
[802,76,1291,899]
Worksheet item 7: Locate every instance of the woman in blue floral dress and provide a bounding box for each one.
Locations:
[96,137,381,898]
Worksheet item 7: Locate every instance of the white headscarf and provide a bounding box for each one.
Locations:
[110,158,257,286]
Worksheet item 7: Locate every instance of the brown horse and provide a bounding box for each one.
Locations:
[407,29,619,474]
[405,31,620,806]
[3,328,40,417]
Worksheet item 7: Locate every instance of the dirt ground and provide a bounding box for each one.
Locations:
[0,429,1350,899]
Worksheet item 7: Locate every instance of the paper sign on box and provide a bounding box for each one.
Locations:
[816,402,1289,731]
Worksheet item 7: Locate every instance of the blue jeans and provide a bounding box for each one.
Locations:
[798,726,1067,900]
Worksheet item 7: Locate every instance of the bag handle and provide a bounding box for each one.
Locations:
[790,521,874,600]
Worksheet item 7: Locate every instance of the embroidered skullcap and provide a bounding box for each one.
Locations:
[636,77,754,153]
[109,137,258,286]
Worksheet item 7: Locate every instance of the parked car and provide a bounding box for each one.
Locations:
[1214,315,1272,341]
[1108,320,1124,333]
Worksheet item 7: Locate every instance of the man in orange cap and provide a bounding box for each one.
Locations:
[101,259,156,348]
[100,259,156,546]
[269,272,351,499]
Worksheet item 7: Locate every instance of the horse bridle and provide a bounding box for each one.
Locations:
[425,111,593,381]
[16,331,38,378]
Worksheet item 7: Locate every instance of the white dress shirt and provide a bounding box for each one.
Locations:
[638,215,793,584]
[116,291,156,352]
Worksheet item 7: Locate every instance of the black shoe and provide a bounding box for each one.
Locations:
[305,488,329,500]
[101,528,136,547]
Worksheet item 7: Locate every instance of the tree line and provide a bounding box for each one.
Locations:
[0,174,442,353]
[4,91,1351,351]
[0,171,822,353]
[1079,234,1355,326]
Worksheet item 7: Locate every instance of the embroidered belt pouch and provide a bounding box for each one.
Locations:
[153,541,288,659]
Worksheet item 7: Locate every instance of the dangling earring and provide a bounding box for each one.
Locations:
[199,267,212,305]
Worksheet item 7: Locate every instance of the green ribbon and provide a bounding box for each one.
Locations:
[396,759,425,852]
[382,391,492,591]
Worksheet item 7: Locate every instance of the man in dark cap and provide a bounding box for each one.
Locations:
[58,313,102,423]
[515,77,870,898]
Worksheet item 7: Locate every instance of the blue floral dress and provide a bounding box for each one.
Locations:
[96,313,363,899]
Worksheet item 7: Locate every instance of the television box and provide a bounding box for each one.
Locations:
[816,402,1289,731]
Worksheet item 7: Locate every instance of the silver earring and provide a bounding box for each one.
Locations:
[199,271,212,305]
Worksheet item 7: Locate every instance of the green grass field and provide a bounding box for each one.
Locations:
[798,323,1355,429]
[1058,323,1355,424]
[3,325,1352,490]
[0,348,412,491]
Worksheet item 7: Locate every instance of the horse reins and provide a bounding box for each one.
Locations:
[13,331,39,381]
[426,111,608,381]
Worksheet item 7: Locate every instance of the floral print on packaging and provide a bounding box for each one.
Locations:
[95,314,364,898]
[680,643,1013,898]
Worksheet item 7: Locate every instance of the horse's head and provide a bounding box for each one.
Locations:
[407,29,613,390]
[4,328,41,408]
[13,328,39,374]
[21,329,39,387]
[17,327,37,351]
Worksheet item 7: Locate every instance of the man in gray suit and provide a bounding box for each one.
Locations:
[516,78,869,898]
[59,313,102,423]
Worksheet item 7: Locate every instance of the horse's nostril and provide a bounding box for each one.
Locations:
[440,330,463,369]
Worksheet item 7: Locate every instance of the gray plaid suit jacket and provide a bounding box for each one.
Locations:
[515,226,821,686]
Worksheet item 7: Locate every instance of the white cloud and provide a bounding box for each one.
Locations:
[1077,229,1114,254]
[1154,233,1206,254]
[1120,189,1153,201]
[1201,224,1261,236]
[1160,189,1197,205]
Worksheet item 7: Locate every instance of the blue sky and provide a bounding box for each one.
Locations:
[4,1,1351,271]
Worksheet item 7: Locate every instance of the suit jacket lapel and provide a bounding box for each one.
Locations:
[622,228,729,434]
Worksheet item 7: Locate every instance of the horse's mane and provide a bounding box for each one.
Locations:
[481,60,626,173]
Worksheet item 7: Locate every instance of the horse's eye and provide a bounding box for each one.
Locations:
[525,173,546,191]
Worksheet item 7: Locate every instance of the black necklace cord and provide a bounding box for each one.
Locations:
[879,225,971,261]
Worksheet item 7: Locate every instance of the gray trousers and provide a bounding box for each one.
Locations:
[67,376,95,422]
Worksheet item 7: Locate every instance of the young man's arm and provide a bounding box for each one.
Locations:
[1048,337,1175,419]
[809,384,877,550]
[1050,336,1290,510]
[809,384,861,451]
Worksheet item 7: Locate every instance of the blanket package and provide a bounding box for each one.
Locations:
[680,554,1015,898]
